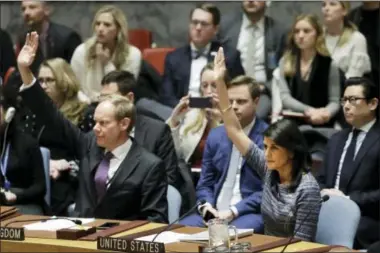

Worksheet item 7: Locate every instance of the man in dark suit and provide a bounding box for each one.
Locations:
[180,76,267,231]
[79,70,180,189]
[160,3,245,108]
[0,29,16,80]
[318,77,380,249]
[17,32,168,222]
[18,1,82,74]
[218,0,287,119]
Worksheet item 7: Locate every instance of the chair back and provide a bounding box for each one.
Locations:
[315,195,361,248]
[40,147,51,206]
[128,29,152,52]
[167,184,182,224]
[143,48,175,75]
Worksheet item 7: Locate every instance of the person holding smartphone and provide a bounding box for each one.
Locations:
[167,63,226,171]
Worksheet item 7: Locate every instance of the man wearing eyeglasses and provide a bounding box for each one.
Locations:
[159,3,244,108]
[318,77,380,249]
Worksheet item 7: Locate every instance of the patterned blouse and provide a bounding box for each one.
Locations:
[245,142,321,241]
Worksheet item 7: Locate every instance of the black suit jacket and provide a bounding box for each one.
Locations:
[80,104,179,188]
[159,41,245,107]
[18,22,82,74]
[318,123,380,248]
[0,29,16,80]
[20,82,168,223]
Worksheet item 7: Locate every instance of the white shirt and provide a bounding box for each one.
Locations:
[216,117,256,216]
[325,31,371,78]
[334,119,376,189]
[106,139,132,187]
[188,43,211,96]
[237,14,266,83]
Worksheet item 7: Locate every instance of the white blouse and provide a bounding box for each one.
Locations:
[325,31,371,79]
[70,40,142,102]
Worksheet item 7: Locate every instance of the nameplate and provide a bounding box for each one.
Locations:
[97,236,165,253]
[0,227,25,241]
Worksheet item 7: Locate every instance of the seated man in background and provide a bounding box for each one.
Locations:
[318,77,380,249]
[17,32,168,222]
[79,70,180,190]
[160,3,244,108]
[0,29,16,80]
[180,76,267,231]
[218,0,287,120]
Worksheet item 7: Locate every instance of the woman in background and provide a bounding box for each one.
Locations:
[71,5,142,102]
[278,14,340,127]
[167,63,226,170]
[16,58,88,215]
[214,47,321,241]
[322,0,371,79]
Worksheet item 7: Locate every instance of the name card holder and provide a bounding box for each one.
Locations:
[56,226,97,240]
[97,236,165,253]
[0,227,25,241]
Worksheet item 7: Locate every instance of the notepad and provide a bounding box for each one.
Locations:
[179,229,253,243]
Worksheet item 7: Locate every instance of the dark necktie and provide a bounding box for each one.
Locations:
[340,128,361,185]
[191,48,207,59]
[94,152,114,202]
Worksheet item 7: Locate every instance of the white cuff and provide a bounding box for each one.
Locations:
[19,77,36,92]
[230,206,239,217]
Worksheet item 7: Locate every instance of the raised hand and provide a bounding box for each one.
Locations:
[213,47,227,82]
[17,32,39,68]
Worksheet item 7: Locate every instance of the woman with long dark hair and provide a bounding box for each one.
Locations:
[213,47,322,241]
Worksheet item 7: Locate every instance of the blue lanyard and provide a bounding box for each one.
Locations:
[0,144,11,190]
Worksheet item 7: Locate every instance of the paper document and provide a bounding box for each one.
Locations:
[179,229,253,243]
[24,217,95,231]
[136,231,187,244]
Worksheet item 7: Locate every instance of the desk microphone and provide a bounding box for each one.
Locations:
[151,199,206,242]
[3,217,83,227]
[1,107,16,160]
[280,195,330,253]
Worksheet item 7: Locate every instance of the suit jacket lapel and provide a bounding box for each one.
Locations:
[182,46,192,95]
[241,119,262,168]
[220,131,233,181]
[328,130,349,187]
[229,15,242,49]
[105,141,141,196]
[340,125,380,190]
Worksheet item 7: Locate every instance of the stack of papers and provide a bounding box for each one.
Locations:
[136,231,187,244]
[24,218,95,231]
[179,229,254,243]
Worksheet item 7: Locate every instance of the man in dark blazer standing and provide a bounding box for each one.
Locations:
[18,1,81,74]
[218,0,287,119]
[318,77,380,249]
[17,32,168,223]
[160,3,245,108]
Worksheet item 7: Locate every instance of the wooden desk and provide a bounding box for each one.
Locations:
[0,215,337,253]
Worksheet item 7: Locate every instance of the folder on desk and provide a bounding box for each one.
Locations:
[179,229,253,243]
[0,206,21,221]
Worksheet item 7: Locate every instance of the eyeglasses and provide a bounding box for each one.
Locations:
[340,97,367,106]
[190,19,212,28]
[38,77,56,84]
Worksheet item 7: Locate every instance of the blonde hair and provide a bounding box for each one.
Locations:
[283,14,329,77]
[40,58,87,125]
[183,63,223,136]
[335,1,357,47]
[99,94,136,133]
[85,5,130,70]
